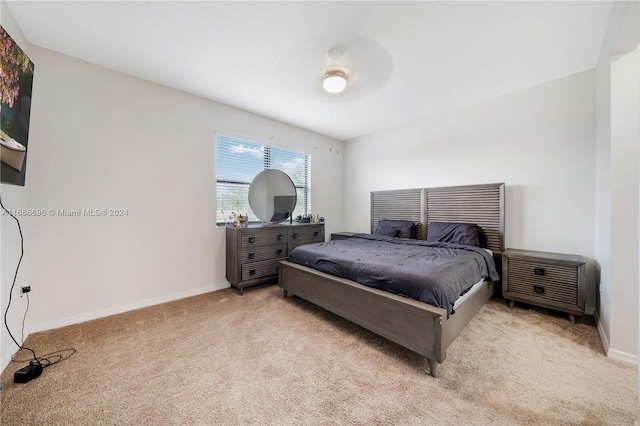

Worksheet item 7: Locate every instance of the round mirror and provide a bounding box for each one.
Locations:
[248,169,297,224]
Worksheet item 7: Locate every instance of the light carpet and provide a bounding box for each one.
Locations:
[1,286,637,425]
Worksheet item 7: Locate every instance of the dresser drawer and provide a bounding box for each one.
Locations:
[241,259,280,281]
[241,243,287,263]
[288,225,324,242]
[240,229,287,248]
[288,225,324,252]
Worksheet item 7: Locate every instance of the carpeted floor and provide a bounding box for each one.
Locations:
[1,286,637,425]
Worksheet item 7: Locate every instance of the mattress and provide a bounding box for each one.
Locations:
[287,234,500,316]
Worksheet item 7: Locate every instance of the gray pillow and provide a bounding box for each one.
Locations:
[427,222,487,247]
[375,219,418,239]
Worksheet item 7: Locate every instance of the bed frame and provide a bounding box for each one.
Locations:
[278,183,504,377]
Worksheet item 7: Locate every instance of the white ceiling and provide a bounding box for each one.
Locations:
[6,1,613,141]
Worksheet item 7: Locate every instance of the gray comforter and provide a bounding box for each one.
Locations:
[287,234,500,316]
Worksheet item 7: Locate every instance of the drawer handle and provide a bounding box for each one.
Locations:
[277,234,284,240]
[248,236,256,244]
[313,231,319,236]
[276,248,283,255]
[534,267,545,276]
[249,269,256,276]
[248,252,255,259]
[534,285,545,294]
[292,232,298,239]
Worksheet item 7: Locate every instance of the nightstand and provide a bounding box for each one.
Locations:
[502,248,586,323]
[330,232,357,241]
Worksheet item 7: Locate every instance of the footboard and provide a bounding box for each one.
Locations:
[278,260,449,376]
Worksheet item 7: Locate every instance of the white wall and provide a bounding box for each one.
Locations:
[1,1,33,371]
[610,47,639,358]
[344,70,597,294]
[3,41,343,353]
[595,11,614,362]
[595,1,640,363]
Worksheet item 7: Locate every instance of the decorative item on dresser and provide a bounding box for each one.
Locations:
[226,223,325,294]
[502,248,586,323]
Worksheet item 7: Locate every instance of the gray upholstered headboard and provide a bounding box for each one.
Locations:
[371,183,505,255]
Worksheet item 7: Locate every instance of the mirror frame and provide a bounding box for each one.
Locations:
[248,169,297,224]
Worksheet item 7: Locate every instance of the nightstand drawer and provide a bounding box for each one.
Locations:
[507,275,578,306]
[241,243,287,263]
[507,260,578,285]
[241,259,280,281]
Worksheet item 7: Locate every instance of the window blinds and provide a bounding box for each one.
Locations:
[216,134,310,224]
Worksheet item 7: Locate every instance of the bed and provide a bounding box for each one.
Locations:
[278,183,505,377]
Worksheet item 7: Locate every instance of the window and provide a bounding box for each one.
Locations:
[216,133,310,224]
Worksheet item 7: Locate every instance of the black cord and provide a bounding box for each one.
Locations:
[20,292,29,345]
[10,292,77,367]
[0,192,39,363]
[12,348,77,368]
[1,193,77,371]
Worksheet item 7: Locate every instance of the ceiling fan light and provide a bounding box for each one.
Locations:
[323,71,347,94]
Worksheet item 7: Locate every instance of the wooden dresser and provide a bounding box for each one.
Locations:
[226,222,325,294]
[502,248,586,323]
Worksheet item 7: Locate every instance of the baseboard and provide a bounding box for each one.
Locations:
[1,345,21,376]
[594,310,611,355]
[1,282,230,373]
[594,310,638,366]
[27,282,231,335]
[608,348,639,365]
